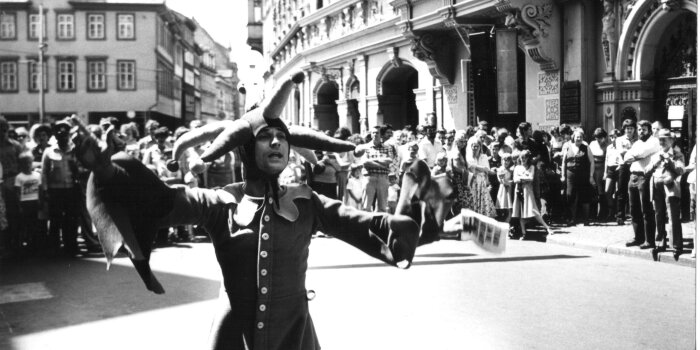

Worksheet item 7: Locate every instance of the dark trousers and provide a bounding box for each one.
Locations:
[652,183,683,250]
[628,173,655,244]
[2,180,20,248]
[19,200,42,250]
[616,164,630,219]
[48,187,80,254]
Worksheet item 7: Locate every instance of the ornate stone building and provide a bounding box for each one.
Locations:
[247,0,696,149]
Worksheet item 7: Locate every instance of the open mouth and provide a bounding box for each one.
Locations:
[268,152,283,160]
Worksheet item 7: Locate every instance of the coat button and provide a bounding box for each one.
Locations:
[264,215,270,222]
[257,322,264,329]
[268,198,274,204]
[261,287,268,294]
[262,233,269,240]
[260,251,268,258]
[260,269,267,276]
[259,304,266,312]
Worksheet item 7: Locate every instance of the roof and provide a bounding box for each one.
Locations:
[69,0,164,4]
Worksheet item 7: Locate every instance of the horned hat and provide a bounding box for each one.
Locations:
[167,71,355,172]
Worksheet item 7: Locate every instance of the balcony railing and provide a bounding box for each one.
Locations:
[267,0,395,71]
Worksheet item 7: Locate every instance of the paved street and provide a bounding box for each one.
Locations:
[0,235,695,350]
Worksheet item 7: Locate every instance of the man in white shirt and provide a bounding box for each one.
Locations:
[417,126,442,168]
[623,120,660,248]
[614,118,637,225]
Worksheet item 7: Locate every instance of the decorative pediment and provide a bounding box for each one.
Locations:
[410,32,455,85]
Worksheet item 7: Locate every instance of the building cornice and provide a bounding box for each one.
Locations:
[0,1,31,11]
[67,1,165,12]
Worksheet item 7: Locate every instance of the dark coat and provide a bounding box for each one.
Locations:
[174,183,414,350]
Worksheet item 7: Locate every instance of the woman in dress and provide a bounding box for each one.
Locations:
[588,128,608,222]
[465,136,496,217]
[561,129,592,226]
[447,130,469,215]
[73,72,432,350]
[512,150,553,239]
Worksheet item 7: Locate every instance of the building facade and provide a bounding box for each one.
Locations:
[248,0,696,153]
[0,0,240,130]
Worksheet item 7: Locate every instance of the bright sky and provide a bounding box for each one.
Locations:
[165,0,264,82]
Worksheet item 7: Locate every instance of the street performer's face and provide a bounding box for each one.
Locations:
[255,126,289,175]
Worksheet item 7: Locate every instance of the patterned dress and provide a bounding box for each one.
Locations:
[447,148,469,211]
[465,154,497,217]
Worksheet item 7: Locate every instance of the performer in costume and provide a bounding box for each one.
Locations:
[72,72,450,350]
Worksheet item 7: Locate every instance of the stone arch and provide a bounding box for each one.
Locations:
[375,58,416,96]
[616,0,697,81]
[376,59,419,129]
[313,78,340,132]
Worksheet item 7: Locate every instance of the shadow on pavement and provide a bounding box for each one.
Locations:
[0,256,220,343]
[310,254,589,270]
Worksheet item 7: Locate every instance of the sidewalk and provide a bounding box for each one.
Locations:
[545,220,696,267]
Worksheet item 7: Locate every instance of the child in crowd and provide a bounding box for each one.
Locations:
[496,153,514,224]
[431,152,449,176]
[14,152,42,251]
[387,173,400,214]
[343,164,364,209]
[512,150,553,239]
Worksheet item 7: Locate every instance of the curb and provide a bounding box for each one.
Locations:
[546,236,696,268]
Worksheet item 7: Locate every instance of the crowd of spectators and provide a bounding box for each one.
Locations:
[0,114,695,260]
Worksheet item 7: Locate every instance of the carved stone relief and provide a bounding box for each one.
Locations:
[545,98,560,121]
[601,0,618,74]
[445,86,458,104]
[538,71,560,95]
[498,0,557,71]
[411,33,454,85]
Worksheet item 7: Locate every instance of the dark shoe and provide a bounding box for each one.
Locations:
[655,242,667,252]
[617,218,625,225]
[639,243,655,249]
[673,250,683,260]
[625,240,642,247]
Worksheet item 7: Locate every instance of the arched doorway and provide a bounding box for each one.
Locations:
[377,62,419,129]
[346,78,361,133]
[313,79,340,132]
[634,5,696,155]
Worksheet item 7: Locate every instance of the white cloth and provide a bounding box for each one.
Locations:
[624,137,661,173]
[344,177,364,209]
[418,138,443,168]
[15,171,41,202]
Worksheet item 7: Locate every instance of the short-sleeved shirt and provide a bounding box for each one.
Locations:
[361,142,396,176]
[417,138,443,168]
[15,171,41,201]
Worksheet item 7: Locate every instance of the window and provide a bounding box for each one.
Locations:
[28,13,46,40]
[157,62,174,98]
[57,60,76,91]
[87,13,105,39]
[117,60,135,90]
[117,14,134,39]
[0,61,18,92]
[57,14,74,39]
[0,12,16,39]
[87,60,106,91]
[28,61,47,92]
